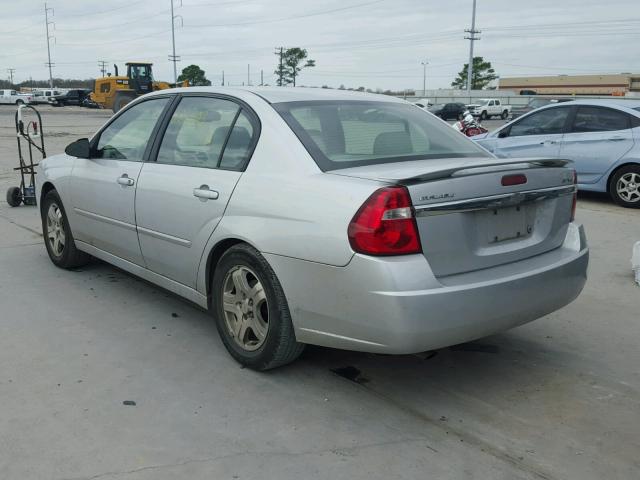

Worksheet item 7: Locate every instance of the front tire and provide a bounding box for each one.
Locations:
[41,190,90,268]
[609,165,640,208]
[212,244,304,370]
[480,111,488,121]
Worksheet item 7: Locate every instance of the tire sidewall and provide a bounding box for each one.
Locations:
[212,246,292,369]
[610,166,640,208]
[42,191,75,266]
[6,186,22,207]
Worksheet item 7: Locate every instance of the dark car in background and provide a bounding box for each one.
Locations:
[511,97,573,120]
[49,89,92,107]
[428,102,468,120]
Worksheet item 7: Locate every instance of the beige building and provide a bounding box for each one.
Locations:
[499,74,640,96]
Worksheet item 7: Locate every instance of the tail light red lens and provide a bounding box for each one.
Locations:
[570,169,577,222]
[348,186,422,256]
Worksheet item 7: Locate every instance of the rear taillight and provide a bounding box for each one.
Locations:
[348,186,422,256]
[570,170,577,222]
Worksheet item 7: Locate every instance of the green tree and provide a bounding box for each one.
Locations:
[178,64,211,86]
[274,48,315,86]
[451,57,498,90]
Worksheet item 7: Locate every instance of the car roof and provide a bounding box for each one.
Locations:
[146,86,406,104]
[553,98,640,110]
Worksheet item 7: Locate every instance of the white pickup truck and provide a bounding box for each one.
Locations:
[467,98,511,120]
[0,89,33,105]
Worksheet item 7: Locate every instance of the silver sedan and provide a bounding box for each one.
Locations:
[37,87,589,369]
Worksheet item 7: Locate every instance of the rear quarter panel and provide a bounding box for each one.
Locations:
[196,95,380,293]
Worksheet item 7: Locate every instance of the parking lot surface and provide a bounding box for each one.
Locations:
[1,105,639,479]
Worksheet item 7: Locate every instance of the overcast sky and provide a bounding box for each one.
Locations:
[1,0,638,90]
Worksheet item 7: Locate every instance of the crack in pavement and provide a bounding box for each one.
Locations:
[0,212,42,237]
[331,375,558,480]
[54,438,436,480]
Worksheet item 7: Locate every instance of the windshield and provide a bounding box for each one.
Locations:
[274,101,491,171]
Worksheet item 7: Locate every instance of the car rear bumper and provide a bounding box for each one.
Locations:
[265,223,588,354]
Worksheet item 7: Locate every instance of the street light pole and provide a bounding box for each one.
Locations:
[421,60,428,95]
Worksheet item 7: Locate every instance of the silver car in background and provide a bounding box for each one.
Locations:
[37,87,588,369]
[475,99,640,207]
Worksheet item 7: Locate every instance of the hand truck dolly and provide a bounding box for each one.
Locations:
[6,104,46,207]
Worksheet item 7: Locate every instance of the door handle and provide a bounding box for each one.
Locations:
[193,185,219,201]
[607,137,625,141]
[539,140,557,145]
[117,174,135,187]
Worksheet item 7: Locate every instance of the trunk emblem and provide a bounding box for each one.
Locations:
[420,193,455,202]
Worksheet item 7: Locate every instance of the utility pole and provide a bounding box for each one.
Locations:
[98,60,107,77]
[168,0,182,85]
[260,69,264,86]
[464,0,480,92]
[421,60,428,95]
[7,68,15,86]
[221,70,225,86]
[247,64,250,86]
[275,47,284,86]
[44,2,55,89]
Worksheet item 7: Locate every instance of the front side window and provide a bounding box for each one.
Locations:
[571,107,630,133]
[509,107,571,137]
[95,98,169,161]
[157,97,254,170]
[275,101,491,171]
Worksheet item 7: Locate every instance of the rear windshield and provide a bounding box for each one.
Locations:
[274,101,490,171]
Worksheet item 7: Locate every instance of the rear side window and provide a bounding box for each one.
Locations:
[156,96,257,170]
[571,107,630,132]
[509,107,571,137]
[275,101,490,171]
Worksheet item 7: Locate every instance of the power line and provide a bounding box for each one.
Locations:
[55,9,170,32]
[187,0,387,28]
[60,0,147,18]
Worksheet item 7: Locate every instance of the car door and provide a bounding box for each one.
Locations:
[135,95,259,288]
[69,96,171,265]
[559,106,635,184]
[492,106,572,158]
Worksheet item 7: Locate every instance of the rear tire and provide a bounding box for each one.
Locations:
[15,99,24,106]
[6,187,21,207]
[212,244,304,370]
[41,190,90,268]
[501,110,509,120]
[609,165,640,208]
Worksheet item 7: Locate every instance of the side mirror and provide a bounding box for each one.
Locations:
[65,138,91,158]
[498,128,510,138]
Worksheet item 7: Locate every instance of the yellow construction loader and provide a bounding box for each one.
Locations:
[90,62,187,112]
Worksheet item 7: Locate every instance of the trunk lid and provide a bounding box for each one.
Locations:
[330,157,576,277]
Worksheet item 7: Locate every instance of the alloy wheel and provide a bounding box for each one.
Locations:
[616,172,640,203]
[222,266,269,351]
[46,203,66,257]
